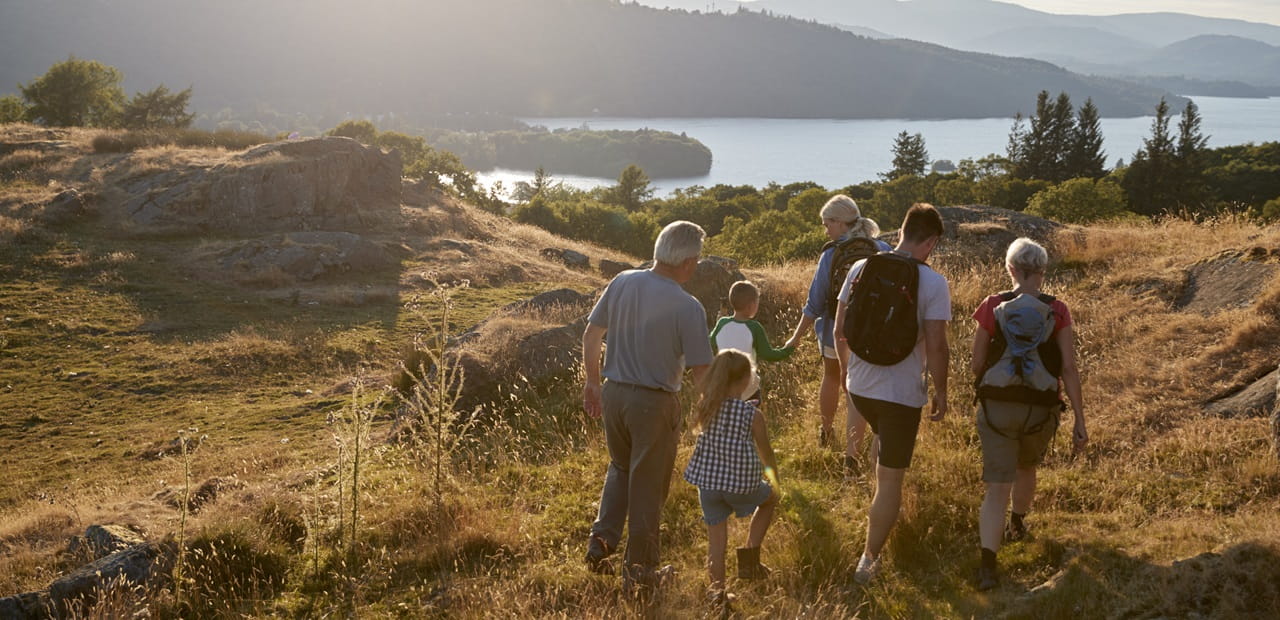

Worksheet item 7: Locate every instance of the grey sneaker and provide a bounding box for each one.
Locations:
[853,554,880,585]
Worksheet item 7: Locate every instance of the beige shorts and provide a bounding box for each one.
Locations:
[976,399,1059,483]
[820,343,837,359]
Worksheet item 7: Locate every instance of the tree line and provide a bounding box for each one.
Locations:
[507,90,1280,265]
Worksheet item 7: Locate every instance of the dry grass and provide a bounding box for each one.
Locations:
[4,151,1280,615]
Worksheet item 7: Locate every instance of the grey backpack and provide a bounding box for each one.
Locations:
[977,293,1060,405]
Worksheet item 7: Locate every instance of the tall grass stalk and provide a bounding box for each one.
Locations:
[402,277,474,503]
[173,428,196,611]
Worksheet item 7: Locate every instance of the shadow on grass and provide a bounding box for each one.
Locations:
[978,540,1280,619]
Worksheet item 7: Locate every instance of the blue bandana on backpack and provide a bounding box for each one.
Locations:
[980,294,1058,397]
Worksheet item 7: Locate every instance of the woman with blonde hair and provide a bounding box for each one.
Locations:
[785,195,889,472]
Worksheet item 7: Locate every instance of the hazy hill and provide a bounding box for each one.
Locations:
[736,0,1280,47]
[1126,35,1280,88]
[0,0,1174,120]
[645,0,1280,88]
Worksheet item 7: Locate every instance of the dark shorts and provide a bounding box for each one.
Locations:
[850,394,923,469]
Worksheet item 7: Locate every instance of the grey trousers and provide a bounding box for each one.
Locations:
[590,381,682,582]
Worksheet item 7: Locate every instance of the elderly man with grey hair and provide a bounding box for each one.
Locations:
[582,220,714,595]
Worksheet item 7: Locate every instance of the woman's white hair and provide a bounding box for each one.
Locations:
[820,194,881,239]
[653,220,706,266]
[1006,237,1048,275]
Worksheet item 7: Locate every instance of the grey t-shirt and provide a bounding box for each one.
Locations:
[588,269,714,393]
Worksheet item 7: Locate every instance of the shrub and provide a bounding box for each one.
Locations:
[20,56,125,127]
[1260,197,1280,223]
[0,95,27,124]
[326,119,377,144]
[1026,177,1129,224]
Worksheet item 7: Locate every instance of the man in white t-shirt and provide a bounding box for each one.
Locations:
[833,203,951,585]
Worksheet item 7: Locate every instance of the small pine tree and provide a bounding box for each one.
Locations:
[1174,99,1211,210]
[607,164,654,212]
[1123,98,1177,216]
[1066,98,1107,179]
[883,131,928,180]
[1012,91,1077,182]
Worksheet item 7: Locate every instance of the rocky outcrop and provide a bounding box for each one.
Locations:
[0,526,169,620]
[541,248,590,270]
[879,205,1065,262]
[47,542,165,614]
[1175,247,1280,314]
[1206,368,1278,418]
[0,592,49,619]
[599,259,633,278]
[152,476,244,513]
[117,137,401,235]
[502,288,593,314]
[39,189,95,226]
[681,256,746,325]
[217,231,398,284]
[66,524,145,562]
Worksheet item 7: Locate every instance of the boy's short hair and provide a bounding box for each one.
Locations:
[728,280,759,311]
[900,203,945,243]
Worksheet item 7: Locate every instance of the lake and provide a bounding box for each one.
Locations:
[476,96,1280,197]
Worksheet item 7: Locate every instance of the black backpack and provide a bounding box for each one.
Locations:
[975,291,1064,407]
[842,252,922,366]
[822,236,880,316]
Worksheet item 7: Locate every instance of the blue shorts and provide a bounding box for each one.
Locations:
[698,481,773,526]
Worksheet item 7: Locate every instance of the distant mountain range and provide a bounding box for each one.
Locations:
[643,0,1280,90]
[0,0,1182,122]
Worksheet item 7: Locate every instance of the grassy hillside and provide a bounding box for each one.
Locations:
[2,127,1280,617]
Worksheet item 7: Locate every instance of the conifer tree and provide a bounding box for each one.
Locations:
[1067,98,1107,179]
[883,131,929,180]
[1123,98,1177,215]
[1174,99,1210,209]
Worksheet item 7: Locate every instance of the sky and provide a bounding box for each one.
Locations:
[1003,0,1280,25]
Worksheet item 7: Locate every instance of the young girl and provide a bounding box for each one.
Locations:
[683,349,780,606]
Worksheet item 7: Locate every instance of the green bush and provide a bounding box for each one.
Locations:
[1261,197,1280,223]
[1026,177,1129,224]
[19,56,124,127]
[326,119,377,144]
[0,95,27,124]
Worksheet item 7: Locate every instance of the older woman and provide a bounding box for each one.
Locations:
[970,237,1087,591]
[784,195,888,467]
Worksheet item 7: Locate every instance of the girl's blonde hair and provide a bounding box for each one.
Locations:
[696,349,753,428]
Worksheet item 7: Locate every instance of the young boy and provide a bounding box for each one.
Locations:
[709,280,795,400]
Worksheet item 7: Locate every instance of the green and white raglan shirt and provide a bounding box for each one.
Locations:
[709,317,795,399]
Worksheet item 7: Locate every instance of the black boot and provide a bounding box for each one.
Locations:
[977,547,999,591]
[585,534,614,575]
[737,546,772,580]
